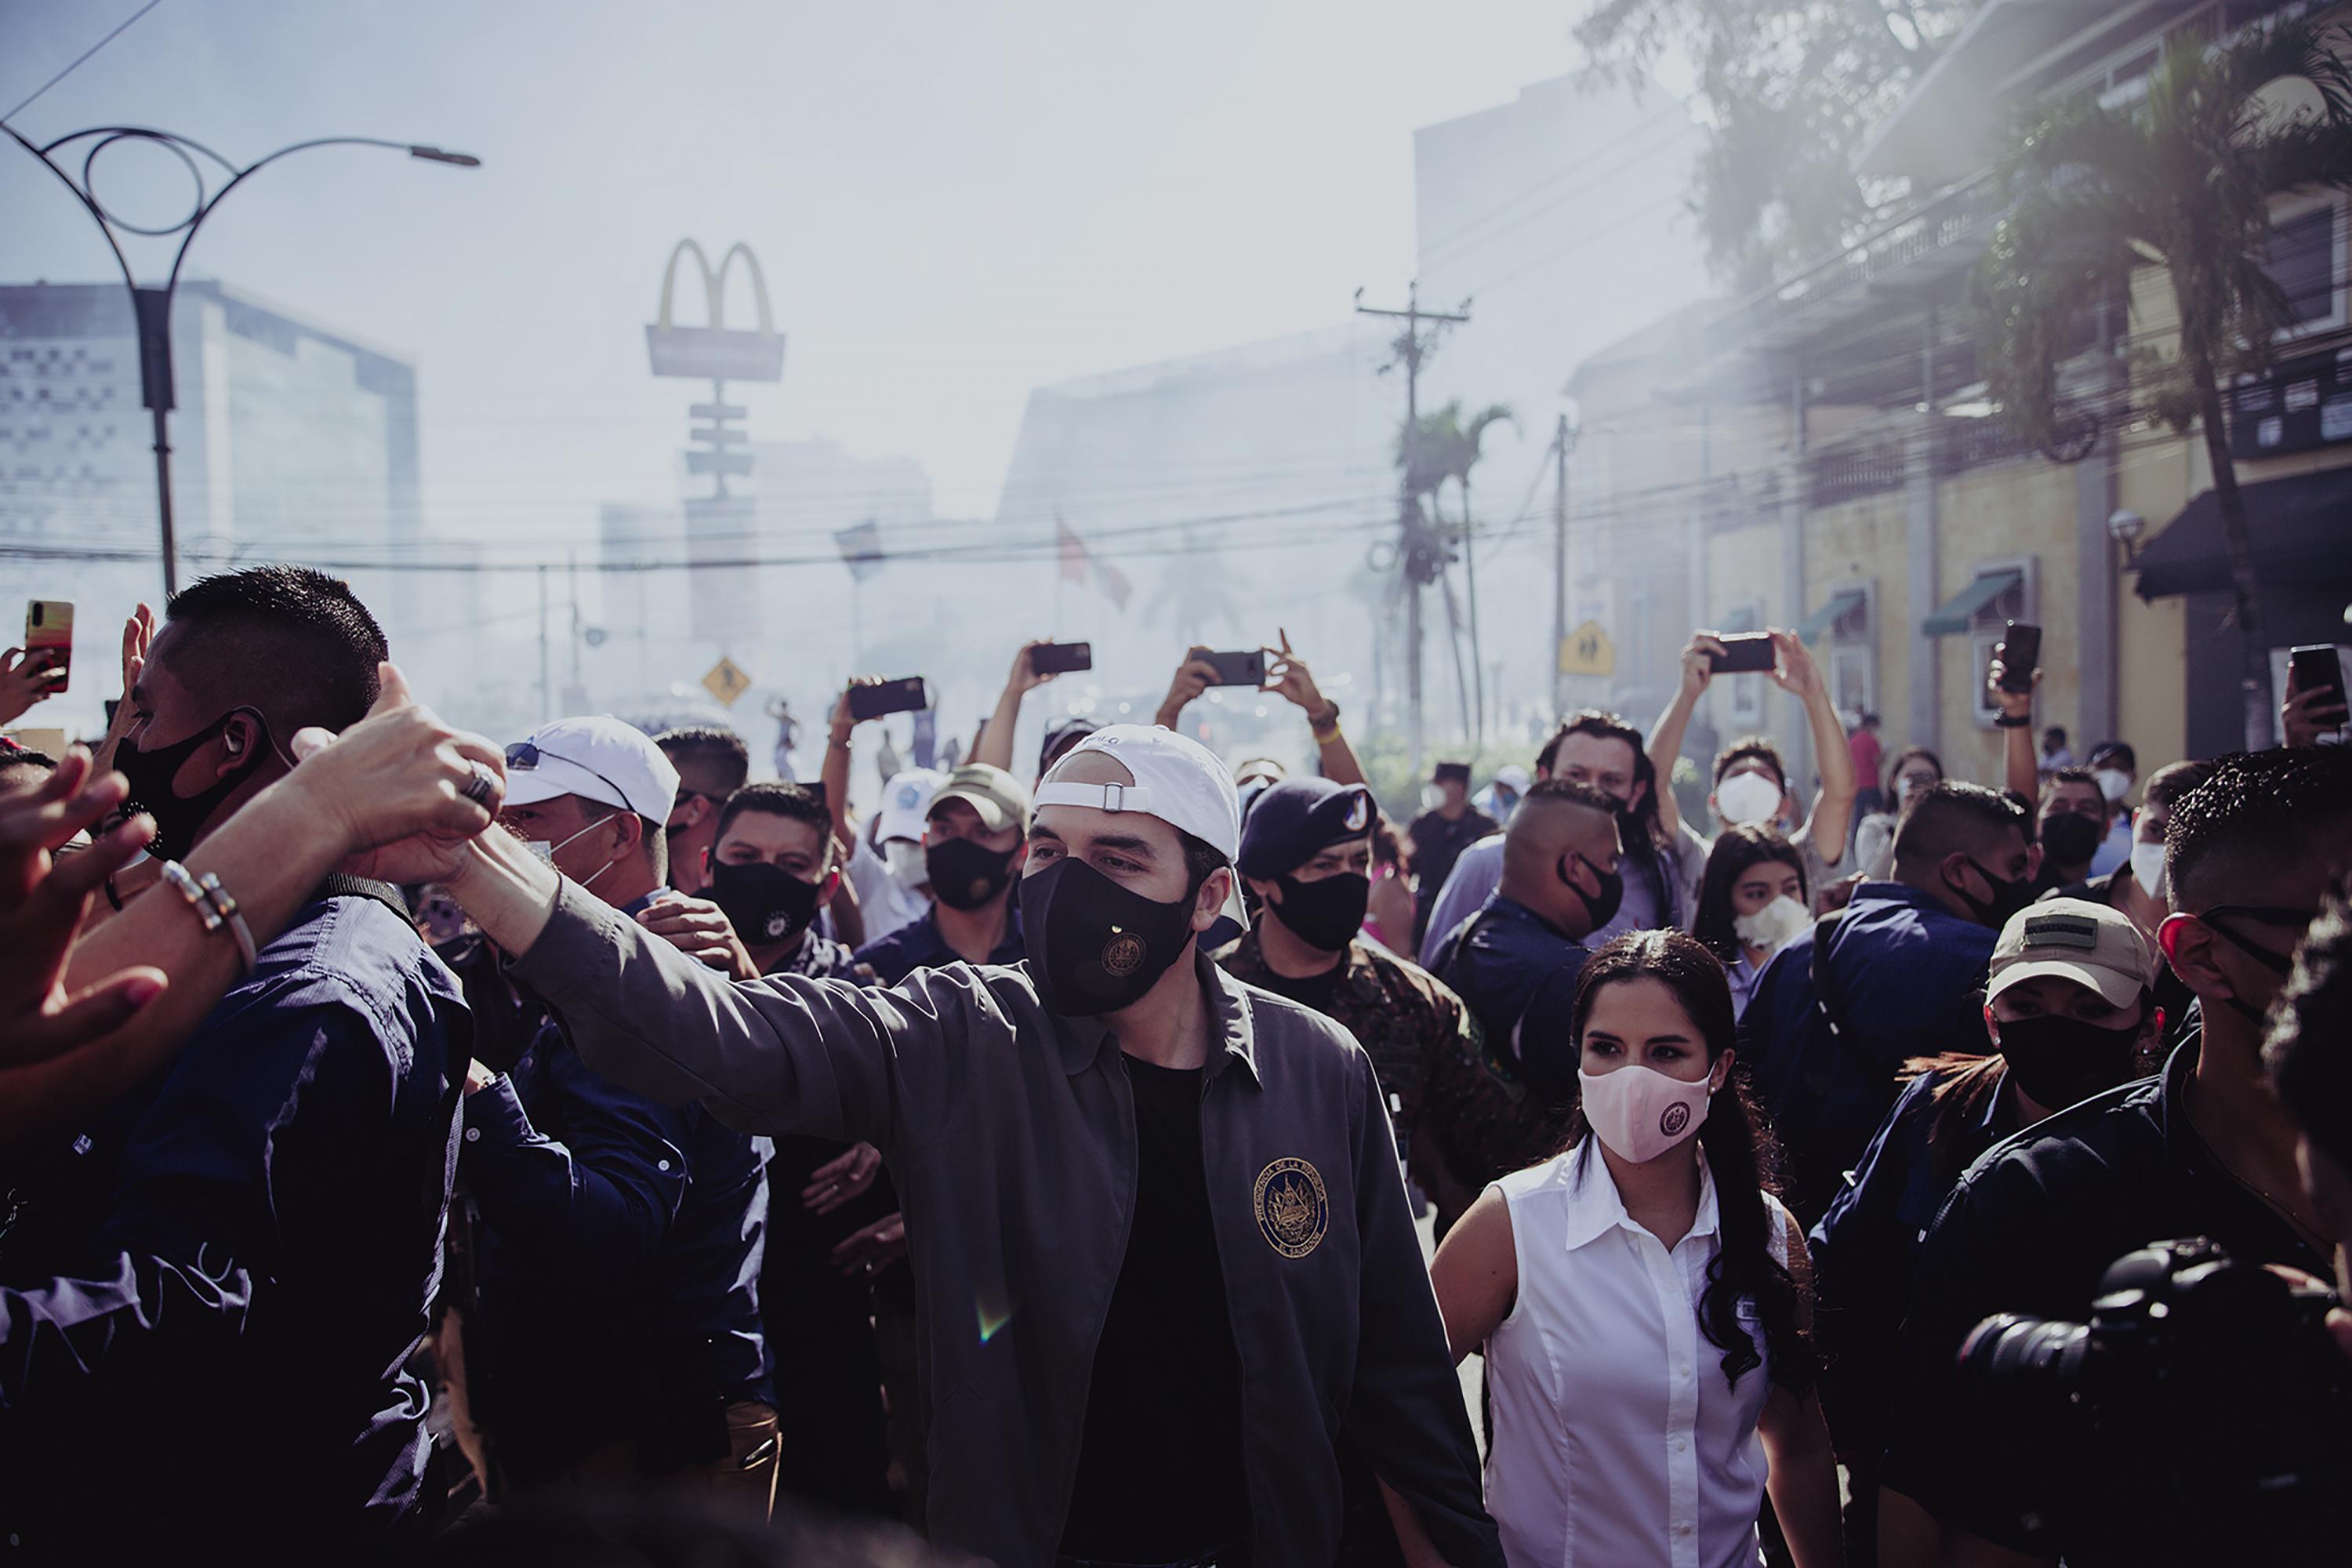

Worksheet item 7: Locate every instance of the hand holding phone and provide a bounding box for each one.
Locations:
[24,601,71,695]
[1994,622,2041,695]
[1706,633,1775,674]
[1029,642,1093,677]
[2287,644,2348,746]
[1201,649,1267,688]
[848,677,930,722]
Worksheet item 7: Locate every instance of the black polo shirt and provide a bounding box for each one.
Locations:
[1879,1032,2326,1560]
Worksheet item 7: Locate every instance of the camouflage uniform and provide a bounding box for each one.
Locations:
[1214,931,1555,1216]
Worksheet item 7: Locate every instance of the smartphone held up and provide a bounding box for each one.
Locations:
[24,601,71,695]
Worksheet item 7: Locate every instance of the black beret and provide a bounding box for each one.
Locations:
[1238,778,1379,880]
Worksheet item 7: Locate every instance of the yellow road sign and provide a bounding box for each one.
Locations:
[1558,621,1615,678]
[702,656,753,707]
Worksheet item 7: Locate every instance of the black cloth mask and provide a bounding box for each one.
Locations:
[1018,856,1197,1016]
[115,706,272,862]
[1995,1012,2141,1112]
[1559,854,1625,936]
[1271,870,1370,953]
[1948,858,2035,928]
[708,860,825,949]
[2038,812,2103,869]
[927,836,1018,912]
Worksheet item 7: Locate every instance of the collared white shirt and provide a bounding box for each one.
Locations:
[842,835,931,946]
[1483,1144,1791,1568]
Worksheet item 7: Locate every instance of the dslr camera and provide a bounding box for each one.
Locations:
[1959,1237,2351,1562]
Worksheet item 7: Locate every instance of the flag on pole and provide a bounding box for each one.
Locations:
[836,520,885,582]
[1054,517,1130,611]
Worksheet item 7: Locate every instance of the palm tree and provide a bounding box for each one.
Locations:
[1969,14,2352,751]
[1393,399,1517,742]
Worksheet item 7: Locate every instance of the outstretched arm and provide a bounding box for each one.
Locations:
[973,641,1055,774]
[1775,630,1857,862]
[1648,634,1722,842]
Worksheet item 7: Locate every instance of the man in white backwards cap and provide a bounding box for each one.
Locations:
[423,722,1502,1568]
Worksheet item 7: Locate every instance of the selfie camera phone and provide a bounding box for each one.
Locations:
[1203,649,1266,688]
[1708,633,1775,674]
[24,601,71,695]
[1996,622,2041,695]
[1032,641,1094,677]
[849,677,930,721]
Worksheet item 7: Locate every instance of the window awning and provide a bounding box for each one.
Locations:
[2133,466,2352,600]
[1922,569,2022,636]
[1795,588,1867,644]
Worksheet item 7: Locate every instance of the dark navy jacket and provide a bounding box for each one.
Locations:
[1431,894,1591,1106]
[1808,1063,2018,1460]
[0,886,468,1556]
[855,905,1025,986]
[1736,881,1998,1224]
[464,898,772,1483]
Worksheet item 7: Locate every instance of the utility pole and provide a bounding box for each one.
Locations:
[1356,280,1470,779]
[537,563,551,722]
[568,547,584,705]
[1552,412,1574,720]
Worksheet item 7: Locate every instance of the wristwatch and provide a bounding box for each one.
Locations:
[1312,699,1343,740]
[1994,711,2031,729]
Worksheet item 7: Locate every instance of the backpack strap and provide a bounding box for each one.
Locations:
[1810,906,1856,1040]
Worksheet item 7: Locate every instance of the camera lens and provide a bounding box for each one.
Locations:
[1958,1312,2092,1424]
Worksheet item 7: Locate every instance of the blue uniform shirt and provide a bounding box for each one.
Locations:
[1432,894,1591,1105]
[0,885,468,1555]
[465,897,772,1483]
[855,904,1025,986]
[1736,881,1998,1224]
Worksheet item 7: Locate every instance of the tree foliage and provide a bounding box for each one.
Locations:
[1576,0,1973,286]
[1970,16,2352,444]
[1969,14,2352,750]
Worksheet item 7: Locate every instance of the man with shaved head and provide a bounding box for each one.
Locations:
[1432,779,1623,1112]
[416,723,1502,1568]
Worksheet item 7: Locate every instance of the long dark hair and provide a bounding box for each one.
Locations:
[1692,825,1808,968]
[1566,931,1813,1392]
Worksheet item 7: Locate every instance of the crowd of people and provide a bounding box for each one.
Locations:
[4,567,2351,1568]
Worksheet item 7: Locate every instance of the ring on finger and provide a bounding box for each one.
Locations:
[461,763,496,807]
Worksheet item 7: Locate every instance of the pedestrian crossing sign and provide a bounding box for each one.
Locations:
[1559,621,1614,677]
[702,656,753,707]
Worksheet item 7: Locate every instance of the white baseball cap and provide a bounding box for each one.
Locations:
[877,768,948,845]
[505,716,681,823]
[1033,724,1249,935]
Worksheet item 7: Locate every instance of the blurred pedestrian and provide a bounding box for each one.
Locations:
[656,724,752,897]
[1408,760,1497,949]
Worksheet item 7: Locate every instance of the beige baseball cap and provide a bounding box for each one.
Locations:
[927,764,1033,836]
[1987,898,2158,1010]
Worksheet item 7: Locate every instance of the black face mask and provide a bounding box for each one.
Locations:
[1948,857,2035,928]
[1996,1012,2142,1112]
[1613,801,1647,852]
[2038,811,2103,869]
[1018,855,1198,1016]
[1272,870,1370,953]
[927,836,1018,912]
[115,706,271,862]
[708,860,825,949]
[2201,911,2302,1026]
[1559,854,1625,936]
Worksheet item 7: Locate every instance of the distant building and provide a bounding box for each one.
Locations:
[0,280,431,726]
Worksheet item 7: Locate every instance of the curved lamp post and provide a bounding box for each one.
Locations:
[2,124,480,593]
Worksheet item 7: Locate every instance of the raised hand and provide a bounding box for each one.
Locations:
[0,646,63,727]
[1156,646,1220,728]
[285,662,505,884]
[1767,628,1823,700]
[1679,633,1726,702]
[0,749,165,1066]
[1263,629,1334,721]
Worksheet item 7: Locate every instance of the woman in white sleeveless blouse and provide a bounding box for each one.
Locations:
[1391,931,1841,1568]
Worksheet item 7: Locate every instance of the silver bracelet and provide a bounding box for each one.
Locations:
[158,861,259,973]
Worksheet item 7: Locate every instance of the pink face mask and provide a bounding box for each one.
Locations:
[1577,1062,1715,1163]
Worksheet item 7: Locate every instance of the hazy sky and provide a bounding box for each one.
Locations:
[4,0,1685,534]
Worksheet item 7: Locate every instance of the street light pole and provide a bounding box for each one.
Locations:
[1,125,480,595]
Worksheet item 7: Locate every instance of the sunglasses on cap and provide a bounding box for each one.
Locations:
[506,740,634,812]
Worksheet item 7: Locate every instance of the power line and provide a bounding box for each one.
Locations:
[1,0,168,122]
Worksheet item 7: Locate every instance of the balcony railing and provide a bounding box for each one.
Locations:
[1804,416,2043,506]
